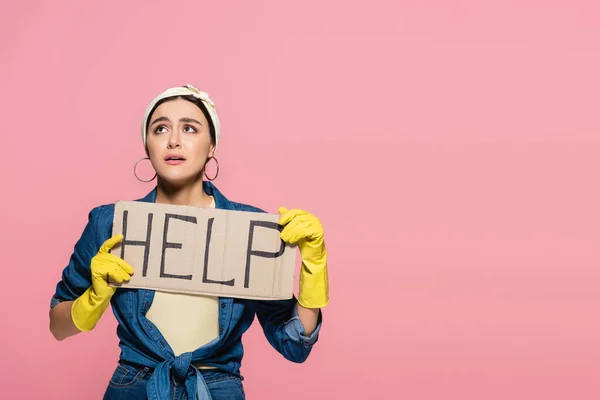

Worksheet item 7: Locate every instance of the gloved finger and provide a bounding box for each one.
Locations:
[108,266,132,284]
[292,220,324,242]
[99,234,124,254]
[117,266,133,282]
[280,214,307,236]
[104,253,135,275]
[280,213,308,235]
[278,207,308,226]
[116,258,135,276]
[281,221,312,244]
[106,269,123,283]
[282,213,321,235]
[278,206,289,215]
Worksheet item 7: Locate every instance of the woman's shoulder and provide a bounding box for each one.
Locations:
[87,203,116,220]
[85,204,116,239]
[87,191,155,221]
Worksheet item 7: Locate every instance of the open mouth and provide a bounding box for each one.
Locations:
[165,154,186,164]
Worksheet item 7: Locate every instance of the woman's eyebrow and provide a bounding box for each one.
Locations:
[150,116,170,126]
[180,117,202,125]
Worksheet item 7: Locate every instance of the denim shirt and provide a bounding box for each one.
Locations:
[50,181,322,399]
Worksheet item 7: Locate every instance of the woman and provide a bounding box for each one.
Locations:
[49,84,329,399]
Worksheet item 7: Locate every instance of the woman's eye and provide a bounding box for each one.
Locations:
[154,125,168,134]
[183,125,197,133]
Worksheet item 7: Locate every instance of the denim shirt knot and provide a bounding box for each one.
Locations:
[148,352,213,400]
[172,353,193,378]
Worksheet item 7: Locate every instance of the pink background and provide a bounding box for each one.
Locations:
[1,1,599,398]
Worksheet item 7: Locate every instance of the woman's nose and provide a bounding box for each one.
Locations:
[167,132,181,149]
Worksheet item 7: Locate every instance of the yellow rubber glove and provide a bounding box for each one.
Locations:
[279,207,329,309]
[71,234,134,332]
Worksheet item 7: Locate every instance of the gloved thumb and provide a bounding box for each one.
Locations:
[278,206,293,226]
[100,234,124,254]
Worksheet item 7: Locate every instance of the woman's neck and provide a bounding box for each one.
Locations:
[155,178,213,208]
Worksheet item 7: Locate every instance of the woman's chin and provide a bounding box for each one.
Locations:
[157,172,201,187]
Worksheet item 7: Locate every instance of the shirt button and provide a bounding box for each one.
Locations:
[221,303,227,309]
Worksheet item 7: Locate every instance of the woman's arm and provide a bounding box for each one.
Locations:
[49,301,81,341]
[253,206,329,362]
[49,208,101,340]
[49,206,133,339]
[297,304,320,336]
[254,297,322,363]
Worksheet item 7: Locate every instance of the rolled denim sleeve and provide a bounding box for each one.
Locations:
[49,206,104,308]
[254,296,323,363]
[283,303,322,345]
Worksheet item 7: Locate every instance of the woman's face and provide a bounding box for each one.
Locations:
[146,98,215,186]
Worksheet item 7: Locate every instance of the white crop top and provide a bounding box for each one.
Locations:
[145,196,219,357]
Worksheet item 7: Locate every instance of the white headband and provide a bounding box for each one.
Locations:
[141,84,221,153]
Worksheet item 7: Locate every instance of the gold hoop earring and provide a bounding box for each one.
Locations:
[204,157,219,181]
[134,157,157,183]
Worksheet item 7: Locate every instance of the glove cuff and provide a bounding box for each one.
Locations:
[71,287,112,332]
[298,263,329,309]
[297,295,329,309]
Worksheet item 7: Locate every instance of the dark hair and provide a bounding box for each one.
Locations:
[146,95,216,144]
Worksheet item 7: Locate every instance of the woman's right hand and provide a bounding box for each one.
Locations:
[71,234,134,332]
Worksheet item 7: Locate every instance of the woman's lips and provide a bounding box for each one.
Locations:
[164,153,186,165]
[165,159,185,165]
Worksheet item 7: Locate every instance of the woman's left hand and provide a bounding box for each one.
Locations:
[279,207,329,309]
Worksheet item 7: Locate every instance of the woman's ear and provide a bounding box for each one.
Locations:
[208,144,216,159]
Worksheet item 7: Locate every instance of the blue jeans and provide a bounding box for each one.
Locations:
[103,363,246,399]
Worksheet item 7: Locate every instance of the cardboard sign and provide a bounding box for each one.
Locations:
[108,201,296,300]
